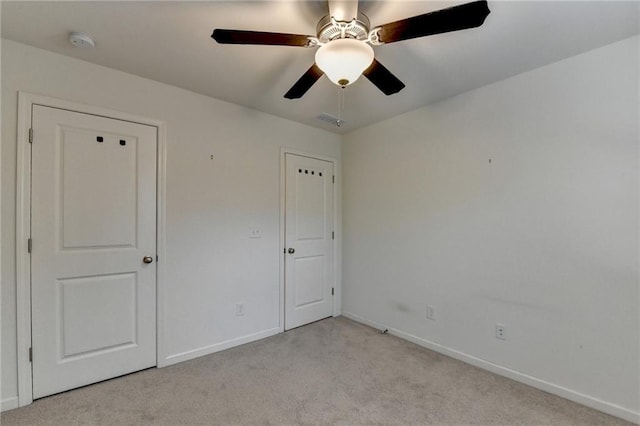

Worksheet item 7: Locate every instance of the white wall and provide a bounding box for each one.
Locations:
[342,36,639,422]
[1,39,341,408]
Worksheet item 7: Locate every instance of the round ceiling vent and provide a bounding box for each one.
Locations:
[69,32,96,48]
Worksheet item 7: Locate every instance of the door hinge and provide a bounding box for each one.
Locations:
[29,128,33,144]
[332,287,335,296]
[27,238,32,253]
[29,347,33,362]
[332,175,335,183]
[156,255,159,262]
[332,231,334,240]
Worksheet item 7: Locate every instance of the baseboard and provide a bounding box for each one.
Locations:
[341,311,640,424]
[1,397,19,412]
[160,327,281,367]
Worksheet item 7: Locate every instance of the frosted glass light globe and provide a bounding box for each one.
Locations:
[315,38,374,87]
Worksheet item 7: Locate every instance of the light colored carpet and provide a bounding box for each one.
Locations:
[1,317,632,425]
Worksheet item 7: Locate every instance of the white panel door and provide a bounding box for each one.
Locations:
[285,154,334,330]
[31,105,157,399]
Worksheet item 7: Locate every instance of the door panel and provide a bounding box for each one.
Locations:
[294,255,325,306]
[295,176,326,240]
[58,273,137,358]
[285,154,334,330]
[31,105,157,398]
[60,127,138,249]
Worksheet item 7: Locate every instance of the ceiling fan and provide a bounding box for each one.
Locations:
[212,1,490,99]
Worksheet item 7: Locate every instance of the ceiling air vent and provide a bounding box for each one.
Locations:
[316,113,344,128]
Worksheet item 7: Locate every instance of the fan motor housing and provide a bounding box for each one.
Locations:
[316,13,370,43]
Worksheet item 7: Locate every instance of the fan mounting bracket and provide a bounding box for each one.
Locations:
[305,37,320,48]
[367,27,384,46]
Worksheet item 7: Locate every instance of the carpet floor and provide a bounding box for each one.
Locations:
[1,316,632,425]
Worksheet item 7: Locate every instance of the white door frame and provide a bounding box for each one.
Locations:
[15,92,168,407]
[279,148,341,331]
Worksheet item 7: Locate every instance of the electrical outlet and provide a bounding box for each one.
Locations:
[235,303,245,316]
[249,227,261,239]
[426,305,436,320]
[495,323,506,340]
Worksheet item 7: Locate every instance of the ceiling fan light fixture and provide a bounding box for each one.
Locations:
[315,38,374,87]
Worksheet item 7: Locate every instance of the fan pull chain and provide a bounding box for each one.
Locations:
[337,87,345,128]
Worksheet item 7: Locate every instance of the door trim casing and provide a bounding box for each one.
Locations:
[15,92,168,407]
[279,148,341,331]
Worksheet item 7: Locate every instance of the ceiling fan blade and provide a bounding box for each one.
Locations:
[374,0,490,44]
[212,29,314,47]
[328,0,359,21]
[363,59,405,96]
[284,64,325,99]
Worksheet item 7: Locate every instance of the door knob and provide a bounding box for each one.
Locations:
[143,256,154,264]
[288,248,295,254]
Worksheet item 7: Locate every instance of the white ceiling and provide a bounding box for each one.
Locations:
[2,1,638,134]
